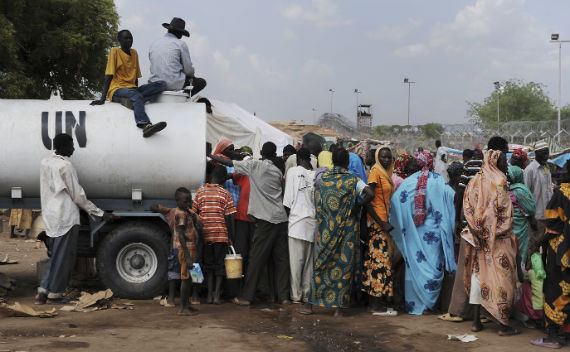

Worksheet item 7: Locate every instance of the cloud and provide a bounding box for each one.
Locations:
[231,45,246,57]
[392,0,545,62]
[368,18,423,41]
[393,44,429,57]
[248,54,286,81]
[186,32,210,60]
[429,0,541,54]
[301,59,333,77]
[212,50,230,71]
[282,0,352,27]
[284,29,297,41]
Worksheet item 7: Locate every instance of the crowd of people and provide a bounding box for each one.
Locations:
[29,75,570,347]
[180,135,570,348]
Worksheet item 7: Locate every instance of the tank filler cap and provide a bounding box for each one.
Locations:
[131,189,143,202]
[49,90,63,101]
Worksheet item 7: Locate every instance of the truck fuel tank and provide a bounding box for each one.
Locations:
[0,97,206,200]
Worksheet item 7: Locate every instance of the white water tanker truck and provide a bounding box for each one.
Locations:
[0,92,206,298]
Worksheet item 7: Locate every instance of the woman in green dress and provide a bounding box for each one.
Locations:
[298,147,374,317]
[507,166,536,266]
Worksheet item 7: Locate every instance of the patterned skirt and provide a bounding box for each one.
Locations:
[361,224,394,298]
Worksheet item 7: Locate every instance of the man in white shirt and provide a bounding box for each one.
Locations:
[148,17,206,96]
[36,134,109,304]
[283,148,317,303]
[524,140,553,264]
[434,140,449,183]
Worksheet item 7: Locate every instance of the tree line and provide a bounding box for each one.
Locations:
[0,0,118,100]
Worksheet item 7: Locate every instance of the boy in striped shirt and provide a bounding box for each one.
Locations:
[193,165,236,304]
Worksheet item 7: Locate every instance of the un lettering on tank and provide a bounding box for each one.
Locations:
[41,111,87,150]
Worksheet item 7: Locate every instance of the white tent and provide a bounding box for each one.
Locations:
[206,98,293,156]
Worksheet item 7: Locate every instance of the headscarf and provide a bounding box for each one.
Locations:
[214,139,232,157]
[317,151,333,169]
[511,148,528,167]
[348,152,368,183]
[372,147,395,195]
[394,154,410,178]
[463,149,511,242]
[507,165,524,185]
[414,151,434,226]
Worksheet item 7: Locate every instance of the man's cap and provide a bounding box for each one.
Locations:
[534,140,549,152]
[162,17,189,37]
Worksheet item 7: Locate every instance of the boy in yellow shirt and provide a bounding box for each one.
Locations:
[91,30,167,138]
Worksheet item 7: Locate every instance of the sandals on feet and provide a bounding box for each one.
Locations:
[530,338,562,349]
[233,297,250,306]
[373,308,398,317]
[296,307,313,315]
[160,298,175,308]
[438,313,463,322]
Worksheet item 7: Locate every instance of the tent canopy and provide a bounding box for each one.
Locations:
[207,99,293,157]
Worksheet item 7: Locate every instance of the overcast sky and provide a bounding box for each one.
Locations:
[116,0,570,126]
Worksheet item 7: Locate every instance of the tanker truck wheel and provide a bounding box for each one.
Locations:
[96,222,169,299]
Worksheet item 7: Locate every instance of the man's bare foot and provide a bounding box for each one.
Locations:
[471,323,484,332]
[497,326,519,336]
[178,307,198,316]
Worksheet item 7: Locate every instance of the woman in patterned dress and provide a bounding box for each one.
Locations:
[389,151,456,315]
[462,150,519,336]
[531,162,570,348]
[361,147,398,315]
[298,148,374,317]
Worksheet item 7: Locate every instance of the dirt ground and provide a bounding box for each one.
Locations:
[0,220,545,352]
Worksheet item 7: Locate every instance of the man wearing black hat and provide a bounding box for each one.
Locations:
[149,17,206,96]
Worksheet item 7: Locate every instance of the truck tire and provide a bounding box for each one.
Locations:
[96,222,169,299]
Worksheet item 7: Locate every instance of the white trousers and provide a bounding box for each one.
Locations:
[288,237,314,302]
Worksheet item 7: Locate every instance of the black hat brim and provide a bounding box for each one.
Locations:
[162,23,189,37]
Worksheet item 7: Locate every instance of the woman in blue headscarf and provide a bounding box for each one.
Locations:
[389,152,456,315]
[348,152,368,183]
[507,165,536,265]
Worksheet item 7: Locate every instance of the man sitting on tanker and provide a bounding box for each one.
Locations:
[90,29,167,138]
[36,134,111,304]
[148,17,207,97]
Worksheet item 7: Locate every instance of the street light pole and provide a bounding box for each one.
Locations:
[403,78,415,125]
[354,88,361,115]
[494,81,500,125]
[550,33,570,143]
[312,107,317,122]
[328,88,335,113]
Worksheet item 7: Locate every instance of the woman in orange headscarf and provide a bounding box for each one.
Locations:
[361,147,397,315]
[462,150,519,336]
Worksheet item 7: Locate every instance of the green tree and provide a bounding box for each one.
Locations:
[0,0,118,99]
[467,79,555,129]
[419,123,444,139]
